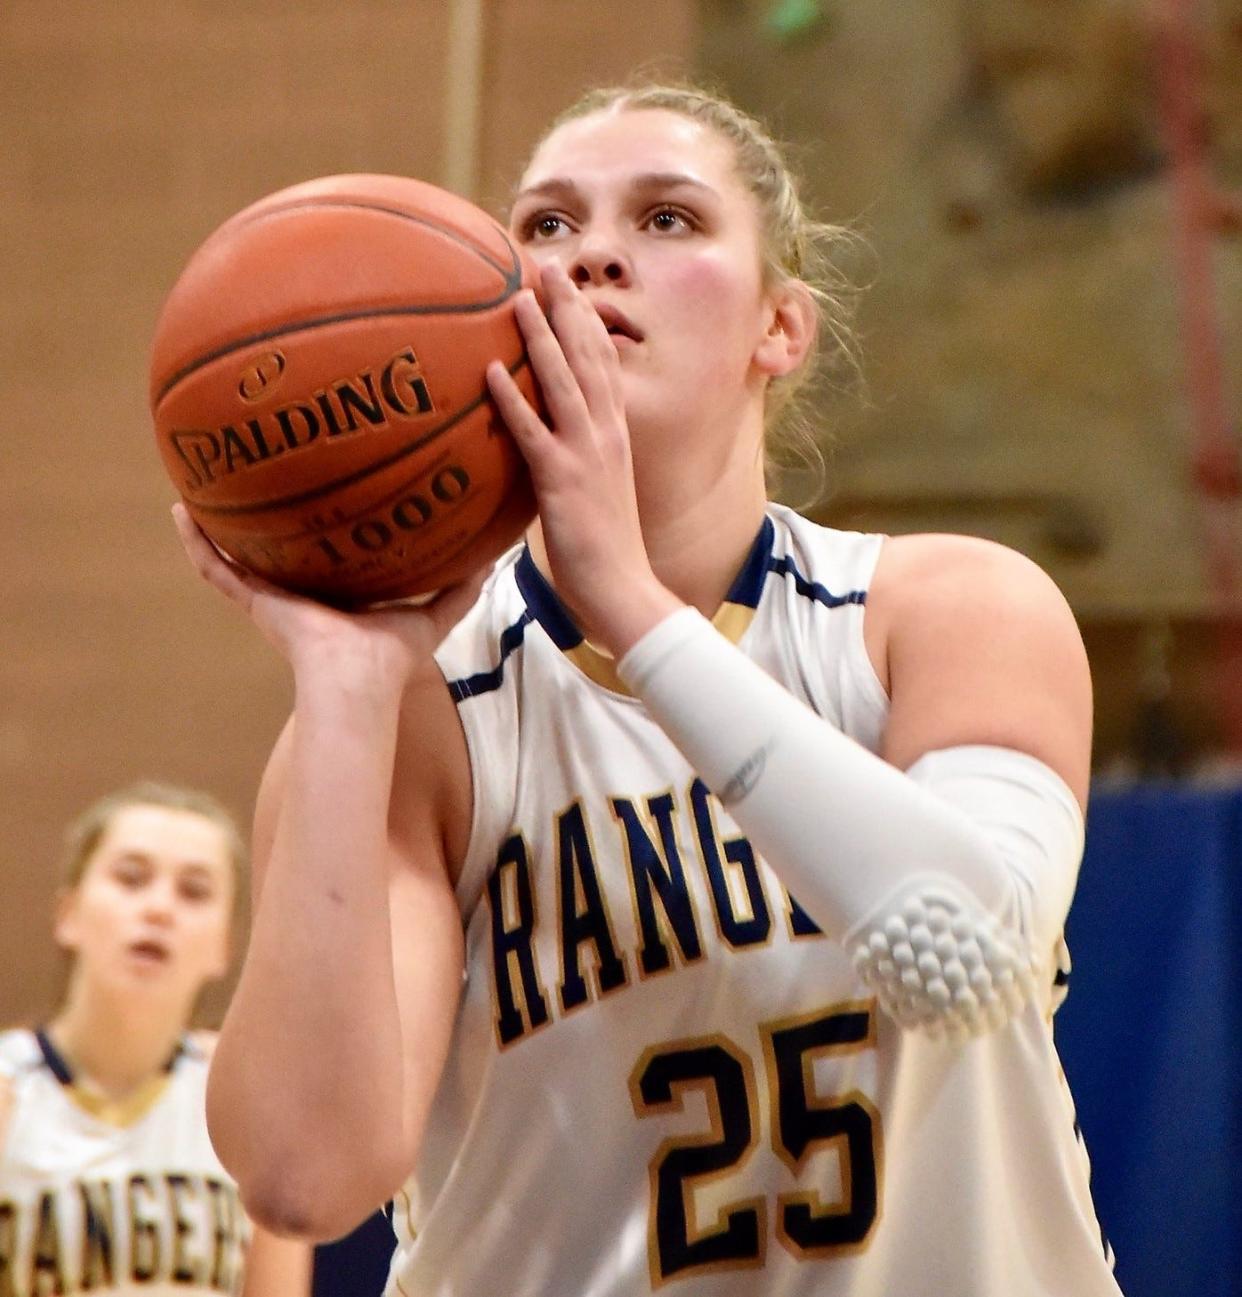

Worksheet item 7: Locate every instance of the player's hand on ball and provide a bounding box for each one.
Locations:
[172,503,485,686]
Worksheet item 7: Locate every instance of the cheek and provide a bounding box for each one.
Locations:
[662,250,765,339]
[58,894,122,964]
[76,889,129,935]
[187,908,231,956]
[667,250,742,304]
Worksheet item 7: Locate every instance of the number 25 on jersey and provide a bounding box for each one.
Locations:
[630,1001,882,1287]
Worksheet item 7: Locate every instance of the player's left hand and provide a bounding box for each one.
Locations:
[486,260,680,654]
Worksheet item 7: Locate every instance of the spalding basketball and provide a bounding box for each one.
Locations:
[150,174,540,606]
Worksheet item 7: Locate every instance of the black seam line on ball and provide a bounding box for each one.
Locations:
[186,352,533,519]
[230,198,518,281]
[153,212,525,405]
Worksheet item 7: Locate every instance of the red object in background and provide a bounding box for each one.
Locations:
[1156,0,1242,751]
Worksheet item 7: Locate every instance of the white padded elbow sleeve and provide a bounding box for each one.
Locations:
[847,876,1042,1038]
[617,607,1086,1039]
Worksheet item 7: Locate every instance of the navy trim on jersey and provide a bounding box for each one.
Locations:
[35,1028,73,1085]
[34,1027,185,1084]
[514,550,581,649]
[768,552,867,609]
[722,516,776,609]
[446,514,868,703]
[511,515,783,649]
[447,610,534,702]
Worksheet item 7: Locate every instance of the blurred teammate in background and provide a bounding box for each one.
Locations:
[0,782,312,1297]
[176,80,1122,1295]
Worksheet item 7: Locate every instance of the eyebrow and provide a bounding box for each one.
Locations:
[111,852,221,880]
[512,172,718,205]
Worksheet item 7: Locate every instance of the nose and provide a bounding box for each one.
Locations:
[140,882,176,925]
[569,232,631,288]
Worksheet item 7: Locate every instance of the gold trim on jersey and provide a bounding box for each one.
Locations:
[64,1074,173,1128]
[487,830,555,1051]
[554,798,632,1014]
[0,1172,248,1295]
[563,601,758,697]
[758,999,883,1261]
[686,776,775,954]
[629,1033,767,1289]
[613,784,707,981]
[781,887,826,941]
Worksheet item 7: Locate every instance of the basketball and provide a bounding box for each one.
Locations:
[149,173,541,606]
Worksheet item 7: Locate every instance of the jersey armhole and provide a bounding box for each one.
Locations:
[186,1029,219,1060]
[444,684,516,914]
[846,532,893,714]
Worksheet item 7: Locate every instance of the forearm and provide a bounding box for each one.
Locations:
[618,609,1084,1036]
[208,670,414,1222]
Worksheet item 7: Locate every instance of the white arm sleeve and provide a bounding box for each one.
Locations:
[616,607,1085,1038]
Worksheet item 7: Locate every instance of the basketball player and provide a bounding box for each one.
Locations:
[0,784,312,1297]
[174,82,1123,1294]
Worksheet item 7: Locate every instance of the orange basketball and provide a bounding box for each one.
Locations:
[149,174,540,606]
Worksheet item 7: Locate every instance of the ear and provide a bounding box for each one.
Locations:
[753,279,817,379]
[52,888,82,954]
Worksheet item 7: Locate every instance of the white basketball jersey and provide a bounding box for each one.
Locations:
[0,1029,249,1297]
[399,504,1121,1296]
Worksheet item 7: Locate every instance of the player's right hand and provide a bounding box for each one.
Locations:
[171,503,485,690]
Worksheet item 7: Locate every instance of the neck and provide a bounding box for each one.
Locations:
[530,418,771,624]
[48,978,188,1099]
[634,473,768,617]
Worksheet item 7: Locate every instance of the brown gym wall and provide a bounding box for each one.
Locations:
[0,0,696,1028]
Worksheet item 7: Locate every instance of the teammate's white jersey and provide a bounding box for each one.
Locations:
[0,1028,249,1297]
[400,504,1121,1296]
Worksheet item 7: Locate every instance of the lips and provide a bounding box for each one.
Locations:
[128,938,171,963]
[593,303,643,342]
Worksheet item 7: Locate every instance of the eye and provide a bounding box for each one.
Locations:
[179,879,216,903]
[645,206,694,235]
[111,857,151,889]
[520,211,571,241]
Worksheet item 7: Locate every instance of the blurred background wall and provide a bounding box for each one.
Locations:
[2,2,1239,1296]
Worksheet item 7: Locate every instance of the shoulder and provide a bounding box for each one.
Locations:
[865,534,1092,798]
[0,1027,39,1077]
[0,1029,39,1155]
[434,542,529,684]
[873,532,1069,608]
[865,533,1081,676]
[184,1029,219,1061]
[0,1073,10,1155]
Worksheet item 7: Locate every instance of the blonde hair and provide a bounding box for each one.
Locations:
[531,78,864,497]
[61,781,247,894]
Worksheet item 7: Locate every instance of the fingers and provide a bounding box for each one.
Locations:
[491,263,622,443]
[486,356,552,466]
[539,263,619,410]
[171,503,284,614]
[514,285,594,431]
